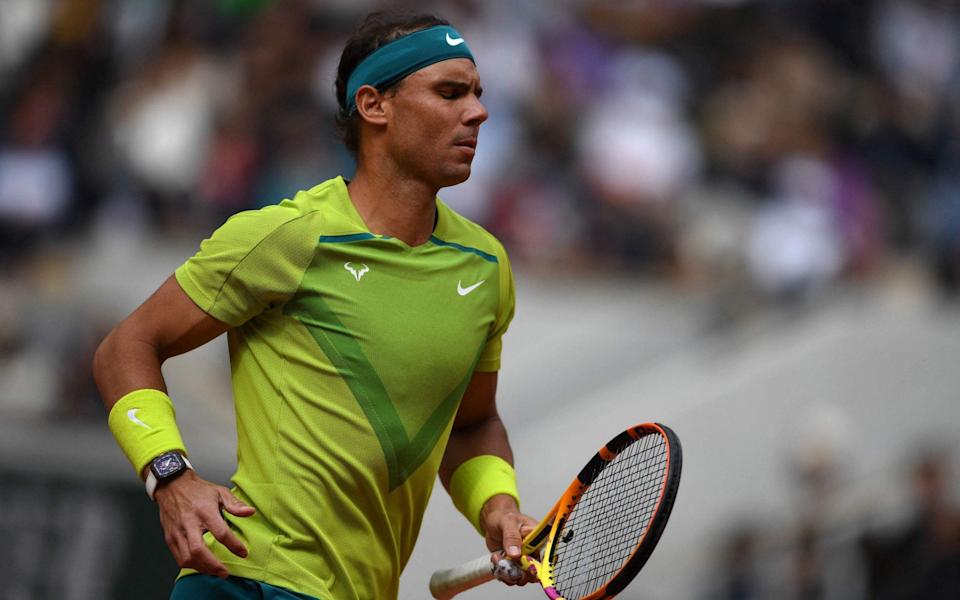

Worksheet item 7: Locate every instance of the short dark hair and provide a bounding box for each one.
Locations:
[334,11,450,156]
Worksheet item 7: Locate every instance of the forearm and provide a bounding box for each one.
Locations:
[440,411,535,561]
[93,275,231,412]
[96,329,183,479]
[439,412,514,492]
[93,325,168,411]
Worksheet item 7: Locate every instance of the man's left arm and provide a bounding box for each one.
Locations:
[439,371,537,581]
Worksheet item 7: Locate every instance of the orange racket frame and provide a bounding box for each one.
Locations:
[429,422,682,600]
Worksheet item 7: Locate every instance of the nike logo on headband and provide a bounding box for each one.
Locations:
[446,33,465,46]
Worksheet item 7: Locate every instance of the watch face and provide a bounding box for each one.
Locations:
[152,453,186,479]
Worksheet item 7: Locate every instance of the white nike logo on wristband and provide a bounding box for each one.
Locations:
[127,408,151,429]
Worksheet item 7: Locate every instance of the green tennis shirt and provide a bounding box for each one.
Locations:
[173,176,515,599]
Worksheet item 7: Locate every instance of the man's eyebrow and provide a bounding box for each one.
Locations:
[435,80,483,96]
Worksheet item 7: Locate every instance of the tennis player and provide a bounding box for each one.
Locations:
[94,11,535,600]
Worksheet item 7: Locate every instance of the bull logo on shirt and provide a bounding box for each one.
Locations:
[343,262,370,282]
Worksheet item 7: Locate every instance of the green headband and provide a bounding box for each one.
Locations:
[345,25,475,114]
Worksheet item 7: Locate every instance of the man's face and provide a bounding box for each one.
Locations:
[381,58,488,188]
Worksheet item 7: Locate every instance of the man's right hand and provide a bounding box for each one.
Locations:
[153,470,256,578]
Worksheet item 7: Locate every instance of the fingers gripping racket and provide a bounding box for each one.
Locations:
[430,423,682,600]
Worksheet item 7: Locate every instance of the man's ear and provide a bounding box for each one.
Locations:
[355,85,388,126]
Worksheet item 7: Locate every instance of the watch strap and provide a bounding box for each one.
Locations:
[145,453,193,501]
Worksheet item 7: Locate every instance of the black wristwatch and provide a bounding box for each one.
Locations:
[145,451,193,500]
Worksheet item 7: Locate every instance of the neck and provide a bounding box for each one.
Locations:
[347,159,439,246]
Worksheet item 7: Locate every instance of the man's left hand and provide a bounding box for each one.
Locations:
[479,494,539,586]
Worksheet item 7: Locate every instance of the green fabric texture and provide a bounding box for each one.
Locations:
[284,288,482,490]
[173,177,515,599]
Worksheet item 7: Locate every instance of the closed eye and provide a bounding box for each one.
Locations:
[436,80,482,100]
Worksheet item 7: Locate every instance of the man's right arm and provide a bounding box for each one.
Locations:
[93,274,229,406]
[93,274,255,578]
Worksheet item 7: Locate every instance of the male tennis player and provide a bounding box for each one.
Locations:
[94,11,536,600]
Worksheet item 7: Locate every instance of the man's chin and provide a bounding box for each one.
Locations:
[437,165,472,189]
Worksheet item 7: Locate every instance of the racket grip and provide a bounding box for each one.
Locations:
[429,555,494,599]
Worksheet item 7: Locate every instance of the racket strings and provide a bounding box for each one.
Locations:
[563,450,664,589]
[551,432,669,599]
[554,435,666,596]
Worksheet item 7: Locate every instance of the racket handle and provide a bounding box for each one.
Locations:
[429,555,494,599]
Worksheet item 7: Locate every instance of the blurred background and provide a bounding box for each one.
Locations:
[1,0,959,598]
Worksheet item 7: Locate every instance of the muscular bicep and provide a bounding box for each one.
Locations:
[123,275,230,360]
[94,275,230,408]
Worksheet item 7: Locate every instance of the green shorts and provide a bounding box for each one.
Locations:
[171,574,319,600]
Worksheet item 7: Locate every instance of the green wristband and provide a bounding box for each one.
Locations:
[107,389,188,478]
[449,455,520,535]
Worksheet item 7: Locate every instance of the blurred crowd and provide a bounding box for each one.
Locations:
[706,443,960,600]
[0,3,957,403]
[0,0,957,410]
[1,0,958,282]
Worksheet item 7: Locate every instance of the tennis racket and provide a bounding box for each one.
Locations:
[429,422,682,600]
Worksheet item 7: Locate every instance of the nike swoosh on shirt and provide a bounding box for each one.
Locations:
[457,280,485,296]
[127,408,151,429]
[446,33,465,46]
